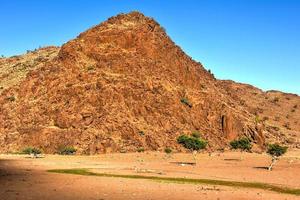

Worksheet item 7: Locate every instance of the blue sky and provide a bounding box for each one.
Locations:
[1,0,299,94]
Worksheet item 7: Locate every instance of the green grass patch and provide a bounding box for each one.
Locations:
[48,168,300,196]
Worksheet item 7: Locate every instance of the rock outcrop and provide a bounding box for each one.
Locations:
[1,12,297,154]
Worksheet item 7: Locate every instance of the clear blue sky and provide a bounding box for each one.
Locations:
[1,0,299,94]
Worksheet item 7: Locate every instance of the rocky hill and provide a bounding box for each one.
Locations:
[0,46,59,94]
[0,12,298,154]
[219,80,300,148]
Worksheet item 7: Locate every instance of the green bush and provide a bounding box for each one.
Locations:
[267,144,287,157]
[180,98,192,108]
[57,146,77,155]
[177,134,207,150]
[230,137,252,151]
[164,147,172,154]
[22,147,42,155]
[137,147,145,153]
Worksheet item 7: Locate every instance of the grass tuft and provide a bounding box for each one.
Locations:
[48,168,300,196]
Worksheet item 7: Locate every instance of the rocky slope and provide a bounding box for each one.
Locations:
[0,46,59,94]
[0,12,297,154]
[220,80,300,148]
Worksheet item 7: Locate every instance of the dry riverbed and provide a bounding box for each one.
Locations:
[1,150,300,200]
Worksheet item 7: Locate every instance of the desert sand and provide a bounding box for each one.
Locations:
[1,150,299,200]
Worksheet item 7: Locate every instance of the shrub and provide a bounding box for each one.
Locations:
[6,96,16,102]
[267,144,287,157]
[22,147,42,155]
[283,122,291,130]
[137,147,145,153]
[138,130,145,136]
[191,131,201,138]
[164,147,172,154]
[230,137,252,151]
[255,116,260,123]
[87,65,95,71]
[180,98,192,108]
[57,146,77,155]
[177,134,207,150]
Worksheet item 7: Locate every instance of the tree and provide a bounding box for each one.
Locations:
[266,143,287,171]
[177,134,207,165]
[230,137,252,151]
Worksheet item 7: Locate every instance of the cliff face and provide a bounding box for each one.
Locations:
[0,12,280,154]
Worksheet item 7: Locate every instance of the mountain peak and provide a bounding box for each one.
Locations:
[58,11,170,65]
[78,11,164,37]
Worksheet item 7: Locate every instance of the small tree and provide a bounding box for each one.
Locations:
[267,143,287,171]
[57,146,77,155]
[177,134,207,165]
[22,147,42,158]
[230,137,252,151]
[177,134,207,151]
[164,147,172,154]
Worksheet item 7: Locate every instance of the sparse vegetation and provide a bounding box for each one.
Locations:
[137,147,145,152]
[177,134,207,150]
[255,115,261,123]
[191,131,201,138]
[180,98,192,108]
[48,168,300,196]
[138,130,145,136]
[87,65,95,71]
[266,143,287,171]
[57,146,77,155]
[164,147,172,154]
[292,104,298,112]
[208,69,215,78]
[6,96,16,102]
[283,122,291,130]
[22,147,42,155]
[230,137,252,151]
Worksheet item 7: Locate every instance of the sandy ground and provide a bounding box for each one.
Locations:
[0,150,300,200]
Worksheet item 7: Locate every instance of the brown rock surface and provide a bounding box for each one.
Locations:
[219,80,300,148]
[0,12,298,154]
